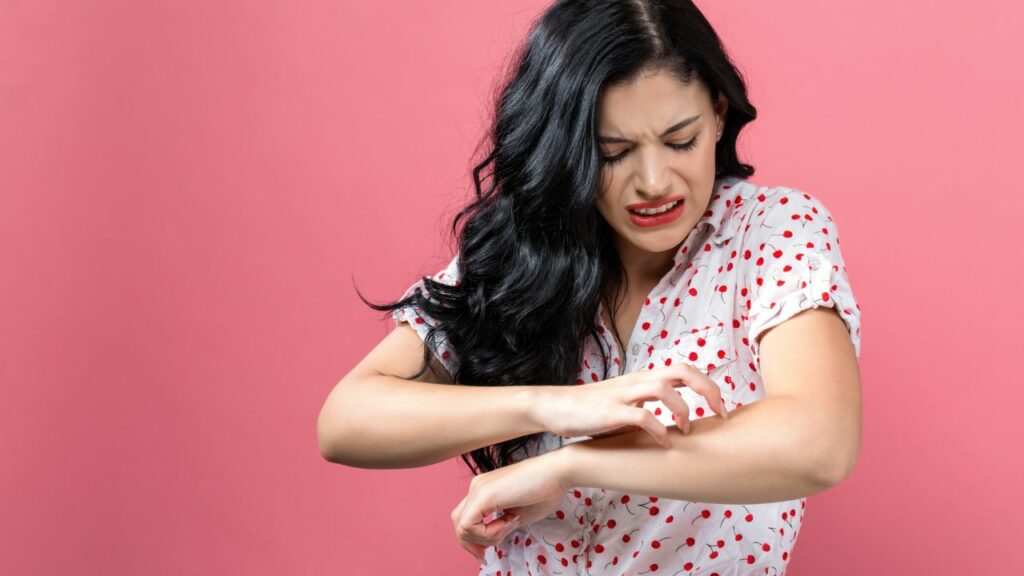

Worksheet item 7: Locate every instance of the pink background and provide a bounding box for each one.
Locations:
[2,0,1021,574]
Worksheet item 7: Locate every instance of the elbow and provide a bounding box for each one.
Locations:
[807,435,860,489]
[317,405,347,464]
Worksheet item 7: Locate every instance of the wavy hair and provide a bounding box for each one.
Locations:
[362,0,758,474]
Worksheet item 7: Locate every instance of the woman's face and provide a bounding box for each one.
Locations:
[595,69,728,270]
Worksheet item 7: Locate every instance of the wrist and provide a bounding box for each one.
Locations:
[552,442,580,491]
[523,386,553,435]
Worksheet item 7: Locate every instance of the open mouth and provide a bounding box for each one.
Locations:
[626,199,685,227]
[628,199,681,216]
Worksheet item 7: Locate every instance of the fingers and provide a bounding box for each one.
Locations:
[452,494,521,564]
[655,383,692,434]
[663,366,728,420]
[626,406,671,447]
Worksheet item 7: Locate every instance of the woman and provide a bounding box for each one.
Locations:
[318,1,863,574]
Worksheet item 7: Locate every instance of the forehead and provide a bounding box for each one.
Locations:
[597,70,710,132]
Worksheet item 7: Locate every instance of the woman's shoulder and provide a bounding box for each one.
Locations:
[733,179,838,224]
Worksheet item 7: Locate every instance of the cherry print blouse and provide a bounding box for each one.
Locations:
[392,175,863,575]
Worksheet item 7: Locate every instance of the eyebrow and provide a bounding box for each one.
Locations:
[598,114,701,144]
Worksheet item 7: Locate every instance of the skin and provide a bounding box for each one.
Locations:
[449,69,862,563]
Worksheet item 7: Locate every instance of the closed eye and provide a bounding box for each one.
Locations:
[600,135,700,166]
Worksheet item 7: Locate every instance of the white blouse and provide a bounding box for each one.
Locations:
[393,175,863,575]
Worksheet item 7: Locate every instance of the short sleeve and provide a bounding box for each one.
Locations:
[391,253,462,379]
[741,189,862,371]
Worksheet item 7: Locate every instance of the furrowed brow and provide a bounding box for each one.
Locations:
[598,114,701,144]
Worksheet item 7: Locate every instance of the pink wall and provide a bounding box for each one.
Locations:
[2,0,1020,574]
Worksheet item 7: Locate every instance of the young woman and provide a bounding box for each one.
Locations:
[319,1,863,574]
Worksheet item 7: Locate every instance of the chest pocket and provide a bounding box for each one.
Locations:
[640,330,738,427]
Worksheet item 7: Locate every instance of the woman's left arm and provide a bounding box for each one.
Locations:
[552,306,862,505]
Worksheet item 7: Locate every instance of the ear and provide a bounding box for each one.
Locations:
[714,93,729,128]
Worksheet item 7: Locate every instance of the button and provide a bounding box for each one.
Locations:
[631,343,640,355]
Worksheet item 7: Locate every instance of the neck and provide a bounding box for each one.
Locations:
[614,237,682,289]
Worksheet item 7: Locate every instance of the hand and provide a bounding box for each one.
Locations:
[450,449,569,564]
[534,365,728,447]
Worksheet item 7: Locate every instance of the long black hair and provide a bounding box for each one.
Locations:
[362,0,758,474]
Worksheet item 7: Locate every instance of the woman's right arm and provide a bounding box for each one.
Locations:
[317,321,546,469]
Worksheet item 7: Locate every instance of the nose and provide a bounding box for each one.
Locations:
[632,145,672,198]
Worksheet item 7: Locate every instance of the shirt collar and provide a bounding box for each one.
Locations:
[674,175,745,263]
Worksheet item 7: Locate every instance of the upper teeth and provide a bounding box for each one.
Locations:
[633,200,679,215]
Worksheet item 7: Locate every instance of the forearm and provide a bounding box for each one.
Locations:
[558,396,843,504]
[319,374,543,469]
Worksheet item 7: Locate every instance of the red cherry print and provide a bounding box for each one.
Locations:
[555,543,565,552]
[641,321,651,330]
[561,558,569,567]
[650,563,659,571]
[697,337,706,347]
[684,562,694,570]
[783,551,789,561]
[537,555,547,565]
[745,513,754,522]
[654,407,662,416]
[649,506,660,515]
[709,550,719,559]
[660,329,668,338]
[650,496,658,502]
[595,544,605,553]
[746,555,755,564]
[665,515,674,523]
[621,495,630,503]
[689,287,698,296]
[724,509,732,518]
[695,407,705,417]
[652,540,661,549]
[659,296,667,304]
[762,543,771,552]
[664,358,672,366]
[688,351,698,361]
[701,509,711,518]
[573,489,581,498]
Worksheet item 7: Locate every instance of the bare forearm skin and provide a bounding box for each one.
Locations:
[318,375,544,469]
[556,395,853,504]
